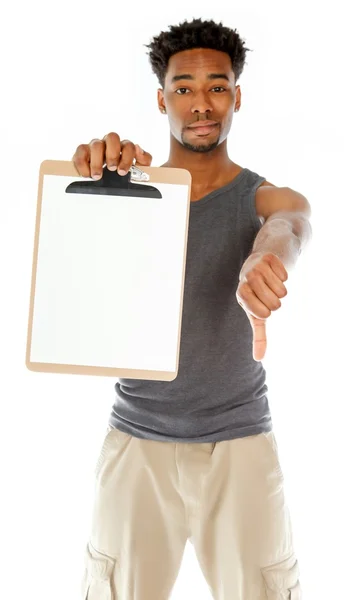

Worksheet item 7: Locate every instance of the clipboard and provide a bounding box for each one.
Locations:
[25,160,191,381]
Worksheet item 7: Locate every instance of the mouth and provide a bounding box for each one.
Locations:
[186,121,219,136]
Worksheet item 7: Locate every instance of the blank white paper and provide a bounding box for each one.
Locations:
[30,175,189,372]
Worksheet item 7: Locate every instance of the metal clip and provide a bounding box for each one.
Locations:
[129,165,150,182]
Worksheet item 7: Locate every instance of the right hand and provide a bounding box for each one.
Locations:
[72,132,153,180]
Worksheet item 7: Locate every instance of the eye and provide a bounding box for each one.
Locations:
[212,87,226,92]
[175,88,190,95]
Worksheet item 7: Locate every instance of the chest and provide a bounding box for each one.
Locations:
[184,203,257,292]
[191,179,271,223]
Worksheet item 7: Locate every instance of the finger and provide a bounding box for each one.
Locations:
[117,140,136,175]
[244,275,282,312]
[238,284,271,319]
[103,132,121,171]
[247,260,288,299]
[265,253,288,282]
[89,138,106,179]
[72,144,91,178]
[135,144,153,167]
[252,317,267,361]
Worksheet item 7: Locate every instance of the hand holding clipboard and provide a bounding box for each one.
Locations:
[72,132,153,180]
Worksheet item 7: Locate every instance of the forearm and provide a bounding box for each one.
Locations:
[251,220,301,271]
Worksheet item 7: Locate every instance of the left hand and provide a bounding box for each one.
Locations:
[236,252,288,361]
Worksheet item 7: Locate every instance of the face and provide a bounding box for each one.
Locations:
[158,48,241,153]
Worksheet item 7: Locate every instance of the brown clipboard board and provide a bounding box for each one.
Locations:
[25,160,191,381]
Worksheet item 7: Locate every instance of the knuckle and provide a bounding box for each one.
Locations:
[246,270,259,283]
[72,146,90,175]
[265,252,276,262]
[75,143,87,153]
[89,138,104,147]
[104,132,120,142]
[121,139,135,149]
[239,283,250,299]
[257,262,269,275]
[121,142,136,158]
[73,144,88,160]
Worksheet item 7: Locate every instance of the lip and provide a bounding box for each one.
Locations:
[186,121,219,136]
[187,120,218,129]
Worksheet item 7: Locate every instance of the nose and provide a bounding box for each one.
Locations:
[191,90,213,114]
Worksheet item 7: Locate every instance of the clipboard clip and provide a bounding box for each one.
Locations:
[129,164,150,182]
[65,165,161,198]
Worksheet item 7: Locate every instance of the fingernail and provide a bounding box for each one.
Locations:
[117,169,126,176]
[92,174,101,180]
[108,164,117,171]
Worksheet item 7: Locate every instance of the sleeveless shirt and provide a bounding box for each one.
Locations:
[108,167,272,443]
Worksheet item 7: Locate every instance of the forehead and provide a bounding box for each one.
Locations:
[166,48,234,81]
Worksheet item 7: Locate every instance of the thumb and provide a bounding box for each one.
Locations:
[249,314,268,361]
[135,144,153,167]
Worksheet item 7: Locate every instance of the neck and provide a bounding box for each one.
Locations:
[161,135,235,188]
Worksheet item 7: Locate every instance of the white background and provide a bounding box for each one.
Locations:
[1,1,343,599]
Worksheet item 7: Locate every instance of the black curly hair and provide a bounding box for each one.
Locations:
[146,18,252,88]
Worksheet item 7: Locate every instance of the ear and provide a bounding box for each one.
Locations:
[157,88,166,113]
[235,85,241,111]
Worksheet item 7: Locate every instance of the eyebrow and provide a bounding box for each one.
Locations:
[171,73,230,83]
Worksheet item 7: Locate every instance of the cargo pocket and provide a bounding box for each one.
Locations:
[82,542,117,600]
[261,553,302,599]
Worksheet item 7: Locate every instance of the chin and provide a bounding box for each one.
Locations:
[180,131,219,152]
[182,139,220,153]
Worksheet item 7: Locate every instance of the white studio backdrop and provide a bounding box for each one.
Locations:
[1,1,343,599]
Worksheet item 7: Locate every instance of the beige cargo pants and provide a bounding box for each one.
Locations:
[81,427,301,599]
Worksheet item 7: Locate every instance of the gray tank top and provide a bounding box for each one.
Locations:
[108,167,272,442]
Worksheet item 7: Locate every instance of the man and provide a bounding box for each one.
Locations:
[73,18,311,600]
